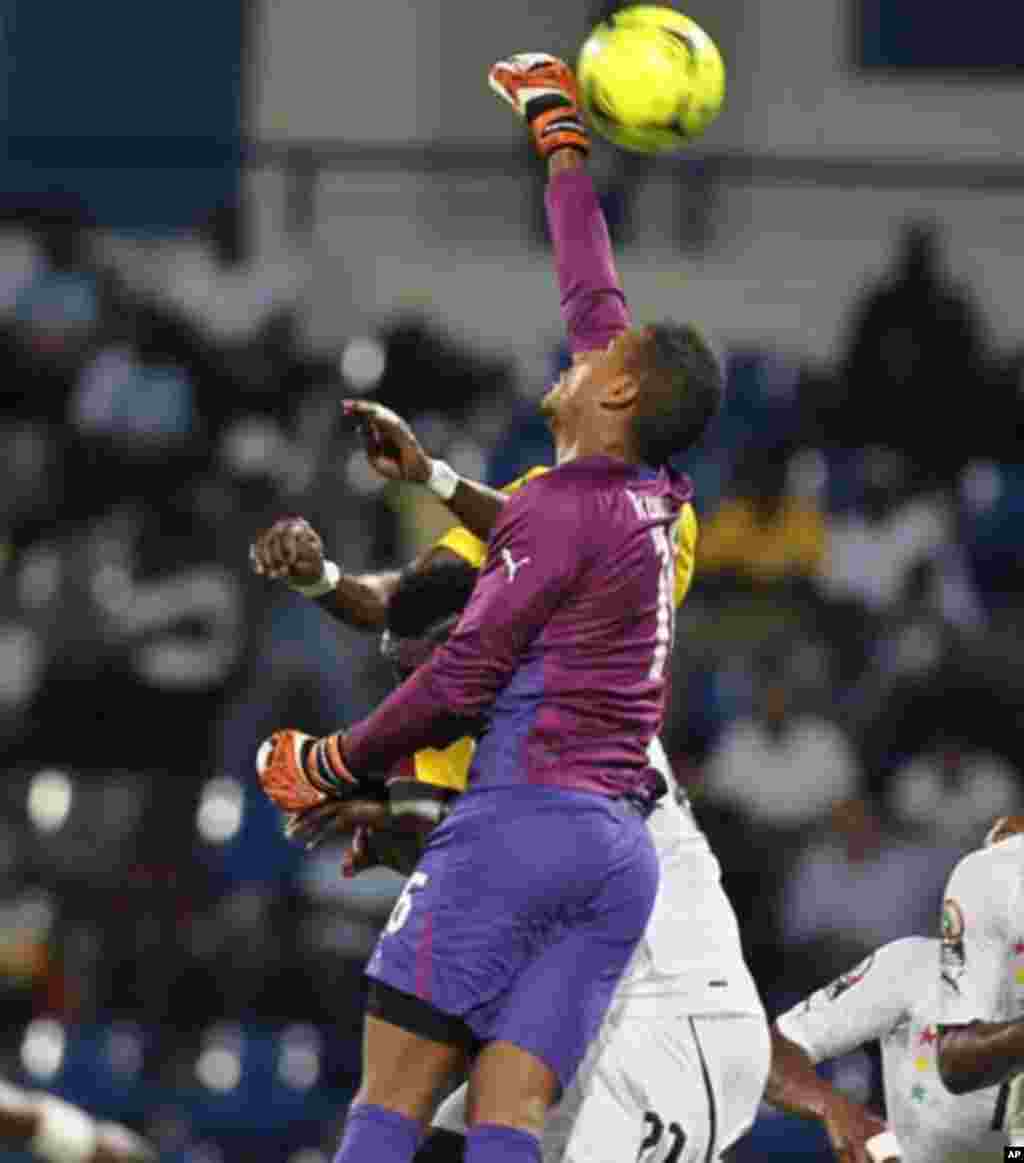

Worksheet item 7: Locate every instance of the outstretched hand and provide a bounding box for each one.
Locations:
[343,399,432,484]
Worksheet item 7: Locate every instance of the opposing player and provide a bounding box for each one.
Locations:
[0,1080,154,1163]
[256,53,726,1163]
[933,816,1024,1145]
[766,820,1024,1162]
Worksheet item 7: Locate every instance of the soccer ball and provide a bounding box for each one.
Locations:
[577,6,725,154]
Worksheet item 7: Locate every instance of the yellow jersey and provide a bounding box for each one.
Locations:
[409,465,698,791]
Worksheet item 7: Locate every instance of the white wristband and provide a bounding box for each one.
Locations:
[427,459,460,501]
[29,1096,97,1163]
[288,559,341,599]
[865,1130,902,1162]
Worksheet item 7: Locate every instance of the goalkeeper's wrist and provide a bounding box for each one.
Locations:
[306,732,364,797]
[288,560,341,599]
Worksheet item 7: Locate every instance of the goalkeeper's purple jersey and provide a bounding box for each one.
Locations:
[346,458,692,800]
[343,166,692,801]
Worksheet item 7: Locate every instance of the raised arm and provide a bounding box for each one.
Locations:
[250,515,401,631]
[342,398,508,542]
[249,404,513,627]
[544,147,631,354]
[488,53,630,355]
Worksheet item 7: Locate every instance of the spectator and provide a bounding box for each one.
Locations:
[781,797,959,988]
[888,739,1020,848]
[696,443,827,591]
[702,654,861,830]
[158,204,307,348]
[824,447,952,617]
[839,218,989,474]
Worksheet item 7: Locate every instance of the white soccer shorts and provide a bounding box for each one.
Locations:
[432,1007,769,1162]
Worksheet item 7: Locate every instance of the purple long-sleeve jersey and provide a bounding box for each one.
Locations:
[343,168,693,800]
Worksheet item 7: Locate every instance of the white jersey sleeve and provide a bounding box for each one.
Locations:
[776,938,929,1063]
[936,835,1024,1027]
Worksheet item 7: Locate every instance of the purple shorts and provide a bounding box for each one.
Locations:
[365,785,659,1089]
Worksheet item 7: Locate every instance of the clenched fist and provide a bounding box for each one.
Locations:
[250,516,325,585]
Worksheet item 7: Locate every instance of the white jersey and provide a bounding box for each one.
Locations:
[617,738,763,1015]
[936,834,1024,1028]
[777,937,1004,1163]
[935,834,1024,1145]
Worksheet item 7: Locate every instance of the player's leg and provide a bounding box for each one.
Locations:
[334,984,472,1163]
[463,802,659,1162]
[574,1010,766,1163]
[421,1026,592,1163]
[463,1040,560,1161]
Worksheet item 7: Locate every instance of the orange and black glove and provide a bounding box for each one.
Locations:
[488,53,590,159]
[256,729,361,813]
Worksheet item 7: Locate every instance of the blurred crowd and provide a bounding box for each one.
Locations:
[0,200,1022,1162]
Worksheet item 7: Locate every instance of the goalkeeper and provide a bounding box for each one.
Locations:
[252,53,762,1163]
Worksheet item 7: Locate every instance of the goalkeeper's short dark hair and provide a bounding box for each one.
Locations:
[386,556,478,638]
[631,322,724,468]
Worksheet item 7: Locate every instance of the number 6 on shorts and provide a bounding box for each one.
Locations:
[386,871,429,935]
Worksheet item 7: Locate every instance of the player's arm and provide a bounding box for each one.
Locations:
[765,1028,892,1163]
[766,941,924,1163]
[332,481,585,779]
[488,54,631,355]
[937,1018,1024,1095]
[286,773,457,879]
[250,511,480,630]
[257,482,584,809]
[250,515,400,630]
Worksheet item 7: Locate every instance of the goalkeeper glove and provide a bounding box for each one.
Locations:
[488,53,590,160]
[256,728,358,813]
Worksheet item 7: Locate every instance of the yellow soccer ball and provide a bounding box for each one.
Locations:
[577,6,725,153]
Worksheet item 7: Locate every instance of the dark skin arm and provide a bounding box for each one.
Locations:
[764,1025,895,1163]
[342,398,508,542]
[254,153,586,617]
[250,516,400,631]
[250,518,468,631]
[937,1019,1024,1095]
[338,143,583,541]
[251,401,511,625]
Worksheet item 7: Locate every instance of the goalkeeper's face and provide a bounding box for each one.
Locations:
[540,329,645,454]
